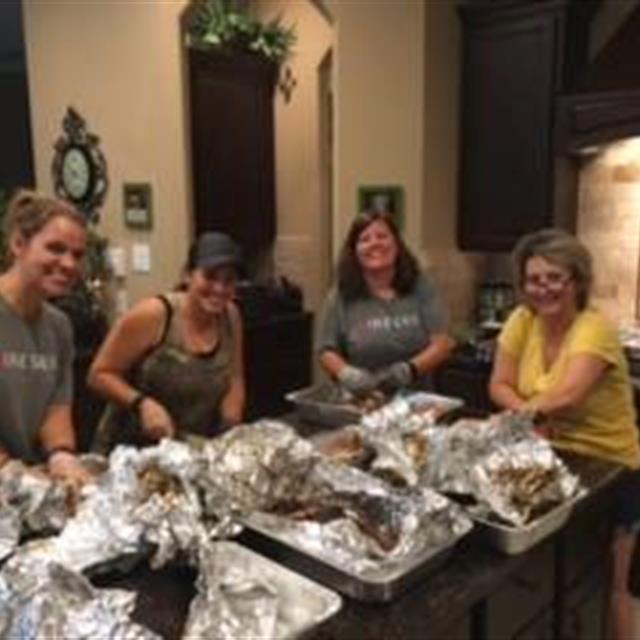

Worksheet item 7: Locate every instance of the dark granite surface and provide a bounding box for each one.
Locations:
[91,420,624,640]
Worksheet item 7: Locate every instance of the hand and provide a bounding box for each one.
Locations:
[48,451,92,490]
[337,365,377,396]
[139,397,176,441]
[376,361,414,394]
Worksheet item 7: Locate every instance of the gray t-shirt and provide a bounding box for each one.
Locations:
[0,295,74,462]
[317,273,448,375]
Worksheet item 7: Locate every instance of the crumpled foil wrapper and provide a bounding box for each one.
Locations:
[469,438,584,527]
[420,413,536,495]
[10,440,239,574]
[0,555,158,639]
[249,462,472,576]
[0,500,20,563]
[202,420,471,576]
[201,421,321,513]
[0,461,69,535]
[183,543,278,640]
[360,392,461,432]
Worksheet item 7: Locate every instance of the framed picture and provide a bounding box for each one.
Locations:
[123,183,153,230]
[357,185,404,229]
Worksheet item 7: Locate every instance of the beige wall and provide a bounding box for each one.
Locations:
[23,0,478,326]
[23,1,192,309]
[254,0,333,314]
[332,1,425,249]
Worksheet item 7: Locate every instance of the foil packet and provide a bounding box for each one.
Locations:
[184,543,279,640]
[420,413,536,495]
[0,555,158,639]
[0,461,70,535]
[11,440,239,574]
[203,420,471,574]
[360,392,462,432]
[200,421,321,513]
[248,460,472,576]
[469,438,584,527]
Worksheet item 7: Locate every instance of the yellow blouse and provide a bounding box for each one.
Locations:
[498,305,640,469]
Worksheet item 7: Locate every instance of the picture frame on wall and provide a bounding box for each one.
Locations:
[357,184,404,229]
[123,182,153,230]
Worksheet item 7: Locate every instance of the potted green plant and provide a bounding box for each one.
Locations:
[187,0,296,65]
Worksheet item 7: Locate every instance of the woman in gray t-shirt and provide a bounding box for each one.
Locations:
[0,189,90,489]
[317,212,454,395]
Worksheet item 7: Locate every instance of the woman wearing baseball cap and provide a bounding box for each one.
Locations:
[89,232,245,452]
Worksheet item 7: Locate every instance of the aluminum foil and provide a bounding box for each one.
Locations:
[0,499,20,563]
[200,421,322,513]
[0,461,69,536]
[420,413,536,495]
[360,392,462,432]
[183,543,279,640]
[248,460,472,577]
[11,440,239,574]
[0,555,158,639]
[469,438,584,527]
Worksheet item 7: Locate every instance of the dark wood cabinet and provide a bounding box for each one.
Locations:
[0,1,33,189]
[435,360,493,413]
[457,1,573,252]
[188,49,277,271]
[243,312,313,420]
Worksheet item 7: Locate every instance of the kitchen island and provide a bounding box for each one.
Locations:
[94,438,624,640]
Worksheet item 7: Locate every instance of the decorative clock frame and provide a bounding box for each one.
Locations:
[52,107,108,223]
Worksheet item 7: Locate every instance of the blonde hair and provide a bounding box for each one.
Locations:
[512,228,593,310]
[4,190,86,263]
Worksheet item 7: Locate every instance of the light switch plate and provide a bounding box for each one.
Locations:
[131,243,151,274]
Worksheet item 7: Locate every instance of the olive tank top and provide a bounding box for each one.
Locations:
[93,292,234,453]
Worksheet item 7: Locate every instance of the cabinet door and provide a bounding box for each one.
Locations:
[243,313,313,420]
[189,49,277,268]
[458,5,564,251]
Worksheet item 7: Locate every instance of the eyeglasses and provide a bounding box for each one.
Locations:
[523,272,572,292]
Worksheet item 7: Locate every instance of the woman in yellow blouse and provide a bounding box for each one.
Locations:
[490,229,640,640]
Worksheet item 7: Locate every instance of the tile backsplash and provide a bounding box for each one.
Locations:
[577,137,640,325]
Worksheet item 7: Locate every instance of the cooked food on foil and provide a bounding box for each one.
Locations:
[271,491,402,553]
[314,429,377,469]
[470,439,584,527]
[203,421,472,573]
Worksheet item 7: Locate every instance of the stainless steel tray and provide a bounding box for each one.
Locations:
[240,514,463,602]
[470,496,580,555]
[214,541,342,638]
[286,385,362,427]
[287,384,464,429]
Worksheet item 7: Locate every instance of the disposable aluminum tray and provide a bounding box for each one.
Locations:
[240,514,463,602]
[216,541,342,639]
[470,495,582,555]
[286,385,463,429]
[286,385,361,427]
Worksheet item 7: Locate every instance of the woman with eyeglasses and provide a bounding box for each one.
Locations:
[89,232,245,453]
[489,228,639,640]
[317,211,454,397]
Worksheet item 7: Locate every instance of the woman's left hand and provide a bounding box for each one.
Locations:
[376,361,413,393]
[48,451,92,491]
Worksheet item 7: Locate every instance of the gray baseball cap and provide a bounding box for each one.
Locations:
[193,232,242,270]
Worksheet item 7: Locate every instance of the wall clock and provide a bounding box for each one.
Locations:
[52,107,108,222]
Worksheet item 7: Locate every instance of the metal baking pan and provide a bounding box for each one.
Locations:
[287,384,464,429]
[214,541,342,638]
[240,515,463,602]
[470,496,581,555]
[286,385,362,427]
